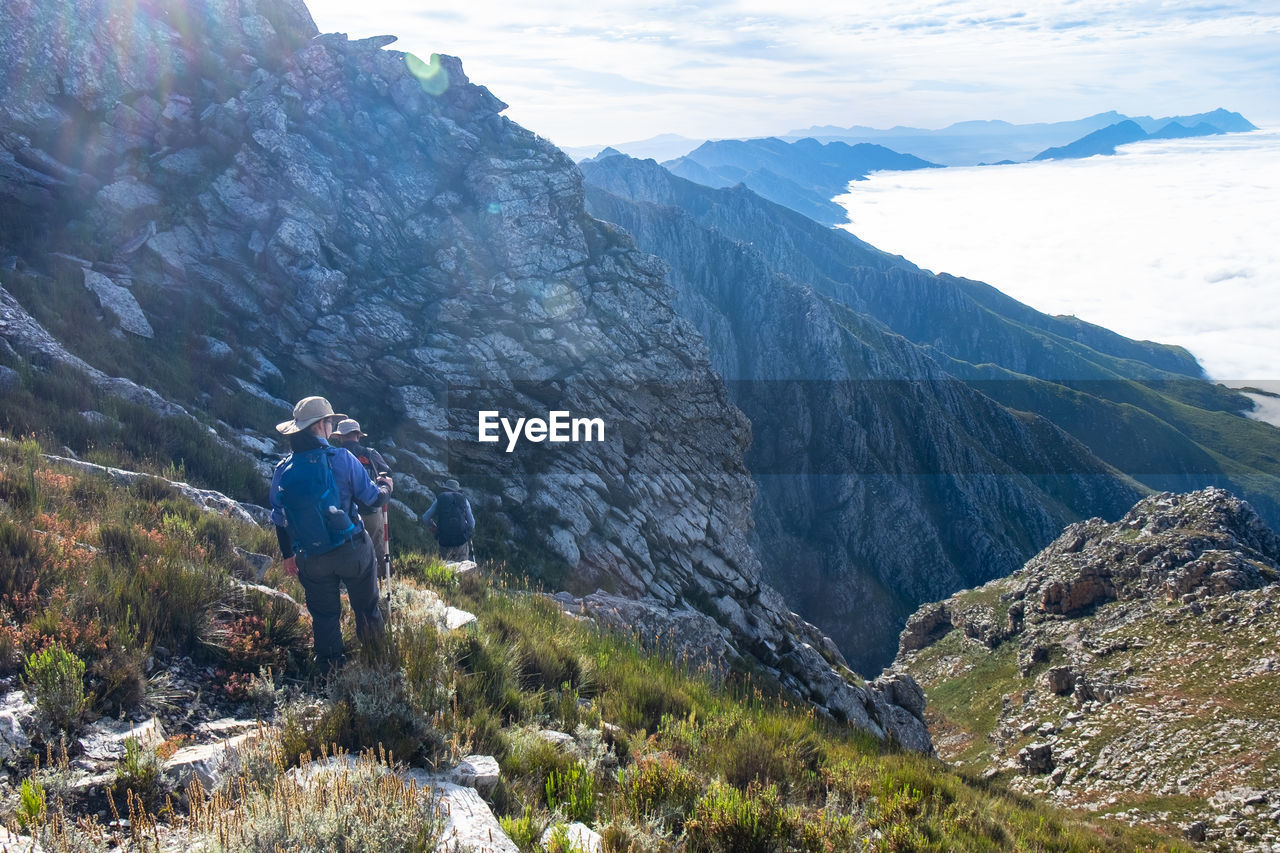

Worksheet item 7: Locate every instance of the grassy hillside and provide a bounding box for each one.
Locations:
[0,435,1191,851]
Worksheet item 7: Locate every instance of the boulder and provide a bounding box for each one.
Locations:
[0,691,35,761]
[452,754,500,794]
[1018,741,1054,775]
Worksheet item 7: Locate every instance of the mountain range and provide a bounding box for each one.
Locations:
[787,108,1257,166]
[656,138,940,226]
[580,151,1280,672]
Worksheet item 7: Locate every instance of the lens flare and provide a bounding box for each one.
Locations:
[405,52,449,96]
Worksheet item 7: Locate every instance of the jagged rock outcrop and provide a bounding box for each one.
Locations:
[0,0,926,741]
[894,488,1280,848]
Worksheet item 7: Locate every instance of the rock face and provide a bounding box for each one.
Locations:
[0,0,926,742]
[894,488,1280,849]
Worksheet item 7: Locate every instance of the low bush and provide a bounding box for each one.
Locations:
[545,760,597,823]
[23,643,87,735]
[328,662,439,764]
[684,780,793,853]
[17,776,46,832]
[499,804,543,852]
[112,735,170,812]
[619,753,702,830]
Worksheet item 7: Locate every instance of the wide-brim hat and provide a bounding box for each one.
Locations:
[334,418,365,438]
[276,396,346,435]
[443,478,461,492]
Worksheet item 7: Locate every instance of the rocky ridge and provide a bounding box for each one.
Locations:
[894,488,1280,849]
[0,0,926,741]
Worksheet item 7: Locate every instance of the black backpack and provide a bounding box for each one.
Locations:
[434,492,473,547]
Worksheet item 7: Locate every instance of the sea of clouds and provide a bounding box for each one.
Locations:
[835,130,1280,387]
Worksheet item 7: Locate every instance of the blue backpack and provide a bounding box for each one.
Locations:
[275,447,356,557]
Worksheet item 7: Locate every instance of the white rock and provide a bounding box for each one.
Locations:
[163,732,255,789]
[447,560,479,576]
[80,716,165,762]
[0,691,35,760]
[445,607,478,632]
[0,827,43,852]
[82,268,154,338]
[540,822,603,853]
[538,730,575,747]
[453,754,500,793]
[433,781,519,853]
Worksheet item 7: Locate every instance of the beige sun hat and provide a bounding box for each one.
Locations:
[333,418,365,438]
[276,396,347,435]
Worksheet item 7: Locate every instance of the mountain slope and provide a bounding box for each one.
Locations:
[0,0,921,735]
[893,488,1280,849]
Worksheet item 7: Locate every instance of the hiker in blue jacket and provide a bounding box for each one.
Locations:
[421,478,474,561]
[270,396,393,673]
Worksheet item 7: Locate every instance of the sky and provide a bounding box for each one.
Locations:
[835,130,1280,384]
[303,0,1280,148]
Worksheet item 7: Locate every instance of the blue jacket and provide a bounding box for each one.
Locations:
[271,432,390,558]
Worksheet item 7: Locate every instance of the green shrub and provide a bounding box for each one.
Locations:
[498,804,542,851]
[23,643,87,734]
[113,735,169,811]
[502,727,576,786]
[620,753,702,830]
[279,699,352,767]
[545,760,597,823]
[399,553,459,593]
[685,780,793,853]
[17,776,46,831]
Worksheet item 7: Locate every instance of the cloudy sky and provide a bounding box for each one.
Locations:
[304,0,1280,147]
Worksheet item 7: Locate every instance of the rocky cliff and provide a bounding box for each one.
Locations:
[0,0,928,743]
[894,488,1280,848]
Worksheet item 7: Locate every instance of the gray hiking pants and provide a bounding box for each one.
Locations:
[297,531,385,672]
[439,541,472,562]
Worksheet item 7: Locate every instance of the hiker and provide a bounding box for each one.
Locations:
[270,396,393,673]
[421,478,474,561]
[331,418,392,571]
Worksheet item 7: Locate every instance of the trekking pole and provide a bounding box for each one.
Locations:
[382,503,392,619]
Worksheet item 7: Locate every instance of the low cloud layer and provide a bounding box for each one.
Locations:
[835,131,1280,382]
[305,0,1279,146]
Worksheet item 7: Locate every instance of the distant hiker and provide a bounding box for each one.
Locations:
[270,396,393,673]
[331,418,392,571]
[421,478,474,561]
